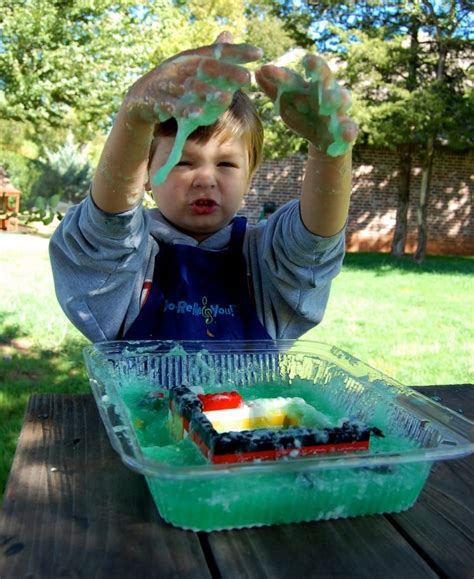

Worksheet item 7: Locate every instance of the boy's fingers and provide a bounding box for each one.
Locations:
[340,117,359,141]
[258,64,305,86]
[165,54,249,88]
[214,31,233,44]
[332,113,358,141]
[303,54,332,84]
[291,93,311,115]
[255,68,278,100]
[320,86,342,113]
[338,88,352,112]
[157,100,174,115]
[255,64,306,100]
[156,77,184,98]
[183,78,213,96]
[154,100,175,122]
[177,104,203,119]
[184,78,232,104]
[199,58,250,86]
[165,56,203,81]
[181,42,262,65]
[207,90,233,106]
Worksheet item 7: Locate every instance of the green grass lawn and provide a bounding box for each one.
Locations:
[308,252,474,386]
[1,232,473,504]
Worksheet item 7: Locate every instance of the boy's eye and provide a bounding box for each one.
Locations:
[176,160,192,166]
[218,161,238,168]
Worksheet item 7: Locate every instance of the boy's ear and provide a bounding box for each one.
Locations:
[144,176,152,191]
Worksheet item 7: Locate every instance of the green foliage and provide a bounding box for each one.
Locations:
[269,1,473,152]
[253,91,307,159]
[245,1,296,63]
[0,151,40,204]
[447,85,474,150]
[30,133,94,205]
[20,193,63,227]
[9,133,94,225]
[0,0,304,162]
[0,119,40,202]
[0,0,168,137]
[260,0,314,49]
[2,0,471,164]
[330,4,473,151]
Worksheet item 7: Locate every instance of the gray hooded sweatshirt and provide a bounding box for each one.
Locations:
[49,195,345,343]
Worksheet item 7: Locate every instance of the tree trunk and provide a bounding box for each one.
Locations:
[392,18,419,258]
[413,21,447,264]
[391,144,412,257]
[413,135,435,263]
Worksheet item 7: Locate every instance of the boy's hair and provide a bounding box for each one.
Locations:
[149,90,264,180]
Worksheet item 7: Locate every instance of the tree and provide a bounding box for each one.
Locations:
[0,0,305,222]
[412,0,473,261]
[1,0,301,166]
[245,0,306,62]
[30,133,94,206]
[341,25,423,257]
[258,0,314,49]
[0,0,206,142]
[269,0,473,260]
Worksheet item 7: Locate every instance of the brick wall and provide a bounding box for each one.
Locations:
[242,146,473,256]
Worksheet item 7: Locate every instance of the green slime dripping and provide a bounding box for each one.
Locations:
[152,64,245,186]
[151,51,353,187]
[273,57,352,158]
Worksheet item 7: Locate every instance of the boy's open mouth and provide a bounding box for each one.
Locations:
[191,199,218,215]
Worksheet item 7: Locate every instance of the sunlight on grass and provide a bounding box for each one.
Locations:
[308,254,474,385]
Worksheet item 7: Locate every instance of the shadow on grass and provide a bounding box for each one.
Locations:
[343,252,474,276]
[0,319,89,502]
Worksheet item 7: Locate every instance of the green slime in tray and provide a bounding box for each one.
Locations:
[119,376,432,531]
[123,379,419,464]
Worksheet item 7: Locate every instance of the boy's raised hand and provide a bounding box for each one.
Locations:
[255,54,358,157]
[92,32,262,213]
[123,32,262,126]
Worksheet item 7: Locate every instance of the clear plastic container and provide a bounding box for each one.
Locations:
[83,340,474,531]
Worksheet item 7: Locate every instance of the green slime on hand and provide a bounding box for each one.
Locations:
[152,64,245,186]
[151,51,352,187]
[273,57,352,158]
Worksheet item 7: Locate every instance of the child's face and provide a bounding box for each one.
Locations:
[148,133,251,241]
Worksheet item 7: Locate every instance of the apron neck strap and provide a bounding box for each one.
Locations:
[229,216,247,251]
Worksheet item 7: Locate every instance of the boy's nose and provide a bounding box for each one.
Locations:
[192,166,217,188]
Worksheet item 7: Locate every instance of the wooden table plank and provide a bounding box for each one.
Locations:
[386,384,474,579]
[1,386,472,578]
[413,384,474,419]
[0,394,211,578]
[205,516,438,578]
[207,385,474,578]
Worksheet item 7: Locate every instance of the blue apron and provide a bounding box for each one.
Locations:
[123,217,271,341]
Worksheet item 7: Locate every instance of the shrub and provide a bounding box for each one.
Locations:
[30,133,94,206]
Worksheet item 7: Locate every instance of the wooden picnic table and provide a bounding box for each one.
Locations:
[0,384,473,578]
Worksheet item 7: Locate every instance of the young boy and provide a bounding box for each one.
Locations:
[49,32,357,342]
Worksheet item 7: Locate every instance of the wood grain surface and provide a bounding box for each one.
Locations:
[0,385,472,578]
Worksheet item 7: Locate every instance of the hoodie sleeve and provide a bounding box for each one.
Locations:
[49,194,149,342]
[245,199,345,339]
